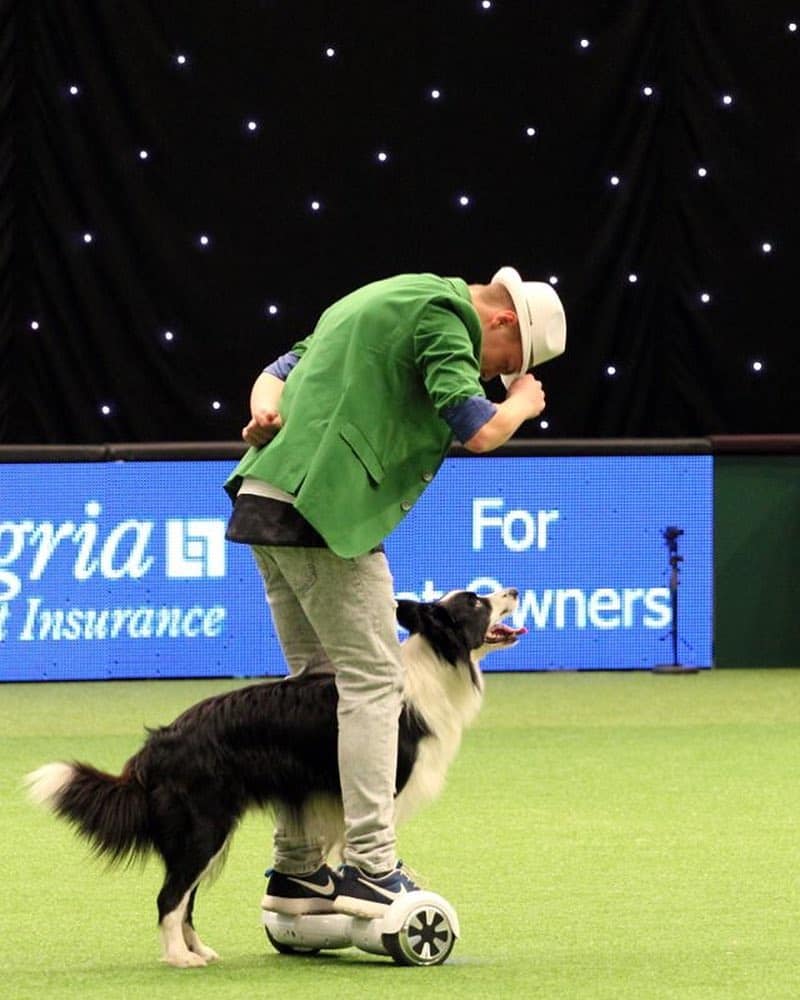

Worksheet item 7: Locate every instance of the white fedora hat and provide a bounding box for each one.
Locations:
[492,266,566,388]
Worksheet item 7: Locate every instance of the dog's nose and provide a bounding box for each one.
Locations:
[507,588,518,599]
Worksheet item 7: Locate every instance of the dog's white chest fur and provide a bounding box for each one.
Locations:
[394,634,483,825]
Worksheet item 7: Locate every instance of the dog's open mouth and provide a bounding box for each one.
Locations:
[485,622,528,644]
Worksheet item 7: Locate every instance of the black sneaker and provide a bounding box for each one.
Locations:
[333,861,420,918]
[261,864,340,914]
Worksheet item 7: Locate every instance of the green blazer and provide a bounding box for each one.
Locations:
[225,273,485,557]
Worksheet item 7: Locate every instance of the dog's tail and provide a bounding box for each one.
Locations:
[25,758,151,866]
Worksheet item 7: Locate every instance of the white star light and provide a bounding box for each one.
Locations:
[138,149,149,160]
[458,194,471,207]
[641,85,654,97]
[69,85,80,96]
[606,365,617,376]
[481,1,492,9]
[721,93,734,106]
[628,273,638,284]
[430,88,442,100]
[325,47,336,58]
[609,174,621,186]
[761,242,773,254]
[700,292,711,304]
[376,150,388,163]
[751,361,764,372]
[100,404,112,416]
[211,400,222,410]
[30,321,40,330]
[310,200,322,212]
[525,126,537,137]
[83,232,94,244]
[697,166,708,178]
[175,54,188,66]
[266,304,279,316]
[540,420,550,430]
[548,276,559,285]
[163,330,174,342]
[789,22,798,32]
[579,38,591,49]
[246,120,259,132]
[198,234,211,247]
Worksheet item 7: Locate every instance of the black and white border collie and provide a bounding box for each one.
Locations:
[26,587,524,967]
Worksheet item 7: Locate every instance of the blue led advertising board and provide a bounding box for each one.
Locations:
[0,456,712,681]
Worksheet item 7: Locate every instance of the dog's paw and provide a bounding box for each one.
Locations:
[162,949,208,968]
[182,927,219,962]
[191,944,219,962]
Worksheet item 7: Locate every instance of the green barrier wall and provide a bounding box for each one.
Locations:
[714,455,800,667]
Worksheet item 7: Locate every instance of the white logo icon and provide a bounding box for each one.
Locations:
[165,520,226,578]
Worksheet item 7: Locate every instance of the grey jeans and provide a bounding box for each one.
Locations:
[252,545,404,875]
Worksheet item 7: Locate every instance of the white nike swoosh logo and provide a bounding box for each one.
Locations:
[287,874,337,896]
[357,878,407,902]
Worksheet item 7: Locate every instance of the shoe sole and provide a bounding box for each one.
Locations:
[332,895,391,919]
[261,894,338,915]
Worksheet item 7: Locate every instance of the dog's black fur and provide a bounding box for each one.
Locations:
[27,588,521,966]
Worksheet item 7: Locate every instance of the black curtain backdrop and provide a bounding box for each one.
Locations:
[2,1,798,443]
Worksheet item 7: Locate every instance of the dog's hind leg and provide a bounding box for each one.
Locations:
[160,884,205,968]
[157,832,228,967]
[182,885,220,963]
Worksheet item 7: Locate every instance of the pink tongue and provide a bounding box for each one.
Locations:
[495,624,527,636]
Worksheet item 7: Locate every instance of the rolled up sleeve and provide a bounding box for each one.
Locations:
[441,395,498,444]
[413,301,485,414]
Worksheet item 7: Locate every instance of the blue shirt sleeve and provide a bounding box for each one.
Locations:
[263,351,301,380]
[441,395,497,444]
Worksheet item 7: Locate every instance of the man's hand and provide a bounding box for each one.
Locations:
[464,373,547,453]
[242,372,286,446]
[506,372,546,419]
[242,409,283,447]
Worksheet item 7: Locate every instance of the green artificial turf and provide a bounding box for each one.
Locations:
[1,670,799,999]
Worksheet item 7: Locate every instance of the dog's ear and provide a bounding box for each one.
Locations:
[397,600,452,635]
[409,603,463,666]
[396,599,423,633]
